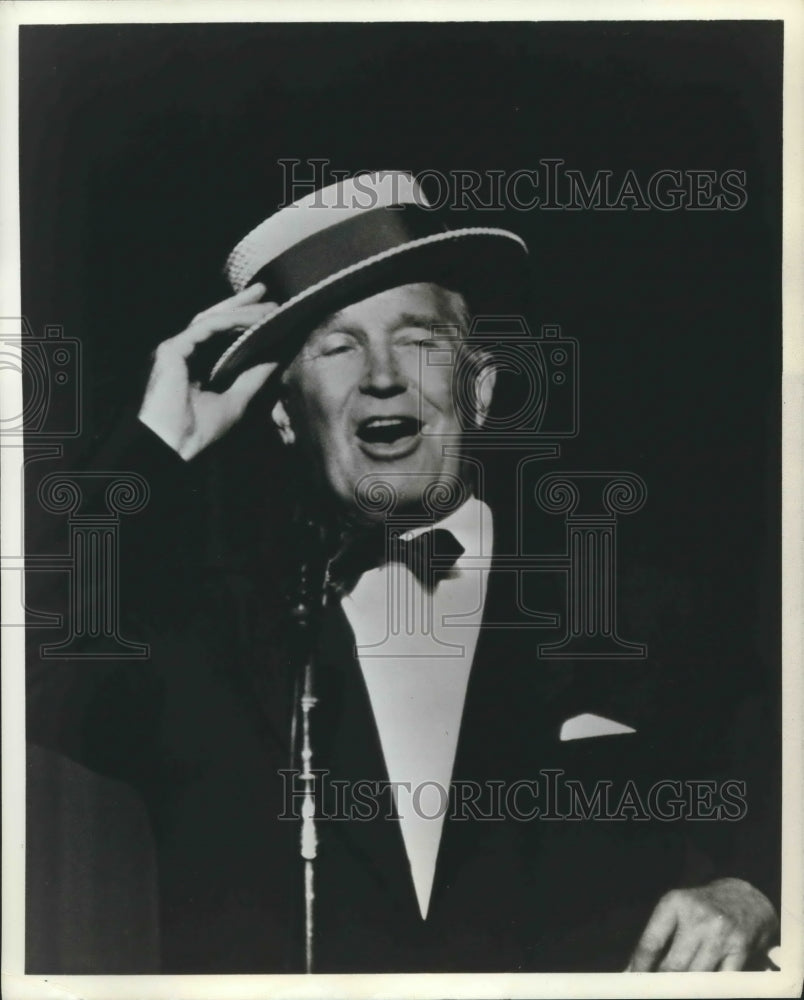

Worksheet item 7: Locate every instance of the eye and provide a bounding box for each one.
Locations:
[395,329,432,348]
[317,333,358,357]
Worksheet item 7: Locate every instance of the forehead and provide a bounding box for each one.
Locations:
[310,282,465,336]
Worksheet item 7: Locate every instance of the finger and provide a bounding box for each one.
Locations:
[165,304,280,358]
[719,949,749,971]
[659,930,704,971]
[688,937,728,971]
[191,281,268,321]
[629,899,679,971]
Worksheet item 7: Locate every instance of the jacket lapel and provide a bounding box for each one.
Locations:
[450,558,575,781]
[233,552,585,926]
[312,598,424,924]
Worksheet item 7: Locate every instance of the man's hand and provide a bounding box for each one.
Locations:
[138,282,279,461]
[627,878,778,971]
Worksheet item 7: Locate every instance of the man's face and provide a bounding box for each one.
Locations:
[273,283,491,517]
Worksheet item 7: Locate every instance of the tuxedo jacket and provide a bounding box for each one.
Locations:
[26,420,778,974]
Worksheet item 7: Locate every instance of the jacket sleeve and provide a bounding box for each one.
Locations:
[686,684,781,917]
[653,657,781,920]
[26,413,204,784]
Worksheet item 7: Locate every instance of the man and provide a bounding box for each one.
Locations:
[28,172,778,973]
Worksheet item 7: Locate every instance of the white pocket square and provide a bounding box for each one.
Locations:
[559,712,636,742]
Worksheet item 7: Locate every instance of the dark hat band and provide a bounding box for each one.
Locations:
[249,205,448,304]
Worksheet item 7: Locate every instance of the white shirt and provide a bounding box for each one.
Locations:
[340,497,493,919]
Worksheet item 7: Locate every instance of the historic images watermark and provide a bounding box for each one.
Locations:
[1,316,150,657]
[347,314,648,659]
[279,770,749,823]
[5,304,649,663]
[278,159,748,212]
[0,318,81,439]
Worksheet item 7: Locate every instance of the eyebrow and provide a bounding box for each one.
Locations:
[389,311,457,333]
[311,308,460,339]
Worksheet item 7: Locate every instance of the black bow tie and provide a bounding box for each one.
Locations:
[326,527,465,596]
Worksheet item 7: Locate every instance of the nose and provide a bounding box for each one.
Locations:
[359,340,407,398]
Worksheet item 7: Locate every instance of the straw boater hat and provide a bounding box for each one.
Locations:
[208,171,529,389]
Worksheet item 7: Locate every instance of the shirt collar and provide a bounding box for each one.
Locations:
[400,496,494,560]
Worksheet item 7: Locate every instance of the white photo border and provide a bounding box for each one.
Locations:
[2,2,801,998]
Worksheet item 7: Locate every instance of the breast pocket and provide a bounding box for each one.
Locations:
[543,729,650,803]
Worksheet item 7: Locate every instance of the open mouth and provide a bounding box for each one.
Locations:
[357,416,422,444]
[355,416,424,457]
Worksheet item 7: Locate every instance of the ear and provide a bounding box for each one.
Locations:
[271,399,296,445]
[472,352,497,428]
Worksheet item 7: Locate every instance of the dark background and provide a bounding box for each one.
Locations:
[19,19,783,972]
[20,19,781,774]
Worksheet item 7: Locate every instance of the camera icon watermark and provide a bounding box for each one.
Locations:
[418,317,578,441]
[0,318,82,438]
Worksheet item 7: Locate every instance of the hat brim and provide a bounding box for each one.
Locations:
[206,228,529,390]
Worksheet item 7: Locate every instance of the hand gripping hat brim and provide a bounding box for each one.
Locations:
[208,172,529,390]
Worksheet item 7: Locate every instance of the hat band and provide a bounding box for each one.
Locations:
[249,205,448,304]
